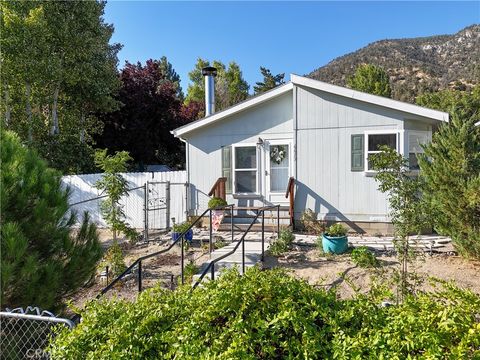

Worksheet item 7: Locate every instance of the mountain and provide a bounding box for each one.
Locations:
[307,25,480,102]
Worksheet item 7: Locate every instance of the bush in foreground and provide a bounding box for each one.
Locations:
[50,267,480,359]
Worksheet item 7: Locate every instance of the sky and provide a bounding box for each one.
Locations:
[104,1,480,94]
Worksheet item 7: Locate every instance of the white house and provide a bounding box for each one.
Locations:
[172,71,449,234]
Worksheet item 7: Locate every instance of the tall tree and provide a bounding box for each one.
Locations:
[0,0,121,174]
[185,58,249,116]
[418,106,480,259]
[97,59,201,169]
[254,67,285,94]
[1,131,102,310]
[347,64,392,98]
[158,56,183,100]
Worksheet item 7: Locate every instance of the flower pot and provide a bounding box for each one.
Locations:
[172,229,193,243]
[322,234,348,254]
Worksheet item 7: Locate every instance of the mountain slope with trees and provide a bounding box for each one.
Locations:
[308,24,479,102]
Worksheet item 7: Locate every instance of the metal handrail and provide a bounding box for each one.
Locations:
[192,205,280,289]
[97,204,234,298]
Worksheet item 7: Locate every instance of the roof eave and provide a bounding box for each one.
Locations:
[290,74,449,123]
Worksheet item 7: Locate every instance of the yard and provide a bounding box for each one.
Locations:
[67,228,480,310]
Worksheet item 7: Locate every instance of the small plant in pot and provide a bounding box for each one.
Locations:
[208,197,228,232]
[172,221,193,243]
[321,223,349,254]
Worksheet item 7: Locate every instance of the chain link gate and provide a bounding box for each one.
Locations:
[0,307,74,359]
[144,181,170,241]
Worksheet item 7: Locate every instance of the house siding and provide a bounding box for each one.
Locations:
[294,85,411,224]
[184,91,293,213]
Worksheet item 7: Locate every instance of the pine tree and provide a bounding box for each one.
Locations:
[0,131,102,310]
[253,67,285,94]
[347,64,391,98]
[418,114,480,258]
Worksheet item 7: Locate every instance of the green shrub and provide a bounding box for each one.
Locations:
[326,223,348,237]
[208,197,228,209]
[172,221,192,234]
[268,228,295,256]
[351,247,379,268]
[98,241,127,277]
[183,261,199,284]
[1,131,102,310]
[50,268,480,359]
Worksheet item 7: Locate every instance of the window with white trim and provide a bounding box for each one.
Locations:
[366,132,398,171]
[234,146,257,193]
[408,131,430,170]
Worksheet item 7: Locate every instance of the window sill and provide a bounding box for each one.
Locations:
[232,193,262,199]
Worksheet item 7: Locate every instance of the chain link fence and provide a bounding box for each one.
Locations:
[0,307,74,360]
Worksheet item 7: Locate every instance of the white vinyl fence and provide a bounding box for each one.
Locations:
[62,171,187,230]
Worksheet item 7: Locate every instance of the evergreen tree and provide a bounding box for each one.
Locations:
[418,114,480,258]
[254,67,285,94]
[1,131,102,310]
[158,56,183,100]
[347,64,392,97]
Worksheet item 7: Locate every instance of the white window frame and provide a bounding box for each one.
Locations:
[364,130,404,173]
[266,139,293,194]
[232,143,259,195]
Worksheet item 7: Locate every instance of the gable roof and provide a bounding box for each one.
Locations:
[172,82,293,138]
[172,75,449,138]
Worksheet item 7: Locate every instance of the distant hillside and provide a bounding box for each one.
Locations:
[308,25,480,102]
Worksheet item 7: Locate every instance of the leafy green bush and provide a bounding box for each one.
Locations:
[98,241,127,277]
[351,247,379,268]
[208,197,228,209]
[268,228,295,256]
[1,131,102,310]
[183,261,199,284]
[50,267,480,359]
[172,221,192,234]
[326,223,348,237]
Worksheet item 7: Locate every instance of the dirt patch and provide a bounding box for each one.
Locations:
[264,245,480,299]
[65,238,210,312]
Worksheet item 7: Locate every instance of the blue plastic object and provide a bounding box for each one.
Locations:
[322,234,348,254]
[172,229,193,243]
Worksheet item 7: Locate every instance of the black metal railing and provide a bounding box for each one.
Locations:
[97,204,235,298]
[192,205,280,289]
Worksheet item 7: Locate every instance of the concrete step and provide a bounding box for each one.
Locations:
[192,240,269,286]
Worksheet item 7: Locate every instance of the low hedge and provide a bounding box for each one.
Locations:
[50,268,480,359]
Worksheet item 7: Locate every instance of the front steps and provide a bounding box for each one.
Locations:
[217,206,291,232]
[192,239,271,285]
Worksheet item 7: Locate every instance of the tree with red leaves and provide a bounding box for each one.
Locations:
[96,59,202,169]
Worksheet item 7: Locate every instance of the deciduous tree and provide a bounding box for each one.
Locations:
[185,58,249,116]
[97,59,201,169]
[347,64,392,97]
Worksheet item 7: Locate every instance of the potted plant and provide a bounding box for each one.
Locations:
[321,223,348,254]
[208,197,228,232]
[172,221,193,243]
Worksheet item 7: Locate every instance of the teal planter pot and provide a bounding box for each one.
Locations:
[322,234,348,254]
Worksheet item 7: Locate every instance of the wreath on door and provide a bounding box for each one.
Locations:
[270,145,287,164]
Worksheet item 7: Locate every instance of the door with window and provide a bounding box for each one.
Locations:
[265,140,292,203]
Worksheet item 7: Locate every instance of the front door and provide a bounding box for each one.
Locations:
[265,140,292,203]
